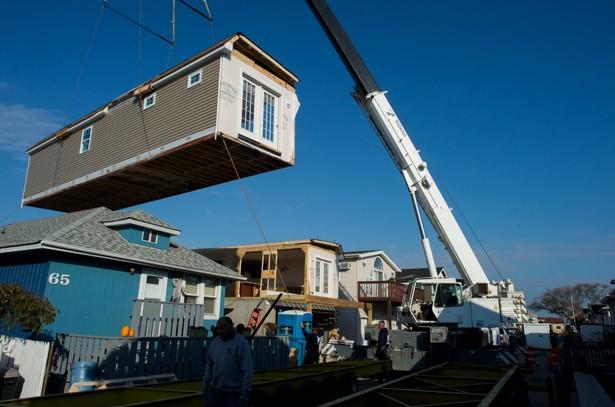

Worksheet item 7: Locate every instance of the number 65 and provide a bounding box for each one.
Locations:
[48,273,70,286]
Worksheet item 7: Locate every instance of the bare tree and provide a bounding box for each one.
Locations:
[529,283,608,326]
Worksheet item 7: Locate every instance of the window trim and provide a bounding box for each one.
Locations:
[142,229,158,244]
[240,75,279,147]
[80,126,92,154]
[182,274,218,316]
[314,258,331,295]
[371,257,385,281]
[187,69,202,88]
[143,93,156,110]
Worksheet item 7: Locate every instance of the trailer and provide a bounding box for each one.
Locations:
[320,363,525,407]
[0,360,390,407]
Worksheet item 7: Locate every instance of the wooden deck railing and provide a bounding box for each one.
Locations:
[357,281,405,303]
[131,299,205,337]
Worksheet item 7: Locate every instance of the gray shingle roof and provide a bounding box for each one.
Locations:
[0,207,242,280]
[103,209,179,231]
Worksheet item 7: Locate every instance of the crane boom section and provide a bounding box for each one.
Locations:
[362,92,489,286]
[306,0,490,287]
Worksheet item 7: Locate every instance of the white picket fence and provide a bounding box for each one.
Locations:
[0,335,51,398]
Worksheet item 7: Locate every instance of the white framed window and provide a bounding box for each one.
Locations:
[370,258,384,281]
[80,126,92,154]
[182,274,217,314]
[370,258,386,297]
[183,275,200,304]
[187,69,202,88]
[203,278,216,314]
[143,93,156,110]
[240,76,279,146]
[142,229,158,244]
[262,90,277,142]
[314,259,331,295]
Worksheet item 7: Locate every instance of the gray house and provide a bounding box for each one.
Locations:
[22,33,299,212]
[0,207,244,338]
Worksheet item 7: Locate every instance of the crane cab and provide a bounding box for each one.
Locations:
[401,278,464,327]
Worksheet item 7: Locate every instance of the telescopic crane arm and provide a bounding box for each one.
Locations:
[305,0,490,288]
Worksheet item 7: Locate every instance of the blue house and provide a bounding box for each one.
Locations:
[0,207,244,338]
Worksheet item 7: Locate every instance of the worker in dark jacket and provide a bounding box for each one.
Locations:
[376,320,389,360]
[300,322,320,364]
[376,320,389,383]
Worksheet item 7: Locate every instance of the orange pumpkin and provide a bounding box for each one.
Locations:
[120,325,130,337]
[128,328,135,337]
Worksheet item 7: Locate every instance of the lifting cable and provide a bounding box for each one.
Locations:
[136,0,154,161]
[221,137,301,316]
[104,0,174,46]
[357,92,505,281]
[50,2,106,193]
[432,171,505,281]
[134,0,215,163]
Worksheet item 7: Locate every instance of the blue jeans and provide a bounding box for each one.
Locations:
[204,387,241,407]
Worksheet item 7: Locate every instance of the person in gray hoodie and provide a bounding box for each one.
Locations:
[202,316,253,407]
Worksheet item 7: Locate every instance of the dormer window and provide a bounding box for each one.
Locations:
[142,229,158,244]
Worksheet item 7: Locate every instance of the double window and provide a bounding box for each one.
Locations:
[142,229,158,244]
[241,77,279,146]
[80,127,92,154]
[183,275,217,314]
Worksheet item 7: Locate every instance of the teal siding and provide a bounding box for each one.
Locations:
[44,255,139,337]
[0,259,49,297]
[112,225,171,250]
[0,253,228,338]
[113,225,140,243]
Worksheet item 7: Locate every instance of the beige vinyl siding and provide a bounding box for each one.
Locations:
[25,59,220,196]
[23,142,62,197]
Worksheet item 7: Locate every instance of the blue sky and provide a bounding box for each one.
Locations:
[0,0,613,305]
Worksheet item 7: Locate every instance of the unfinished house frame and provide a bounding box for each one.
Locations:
[23,33,299,212]
[195,239,368,330]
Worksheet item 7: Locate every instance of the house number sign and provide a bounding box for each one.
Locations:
[48,273,70,286]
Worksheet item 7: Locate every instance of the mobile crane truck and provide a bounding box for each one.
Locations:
[306,0,523,366]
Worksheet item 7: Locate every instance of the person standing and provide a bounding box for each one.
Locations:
[300,322,320,365]
[202,316,253,407]
[376,320,390,383]
[376,320,389,360]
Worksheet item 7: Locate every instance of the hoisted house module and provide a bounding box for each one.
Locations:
[22,33,299,212]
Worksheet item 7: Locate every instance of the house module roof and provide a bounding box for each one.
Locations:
[0,207,243,280]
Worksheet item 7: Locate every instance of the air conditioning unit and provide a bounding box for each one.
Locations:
[338,261,351,270]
